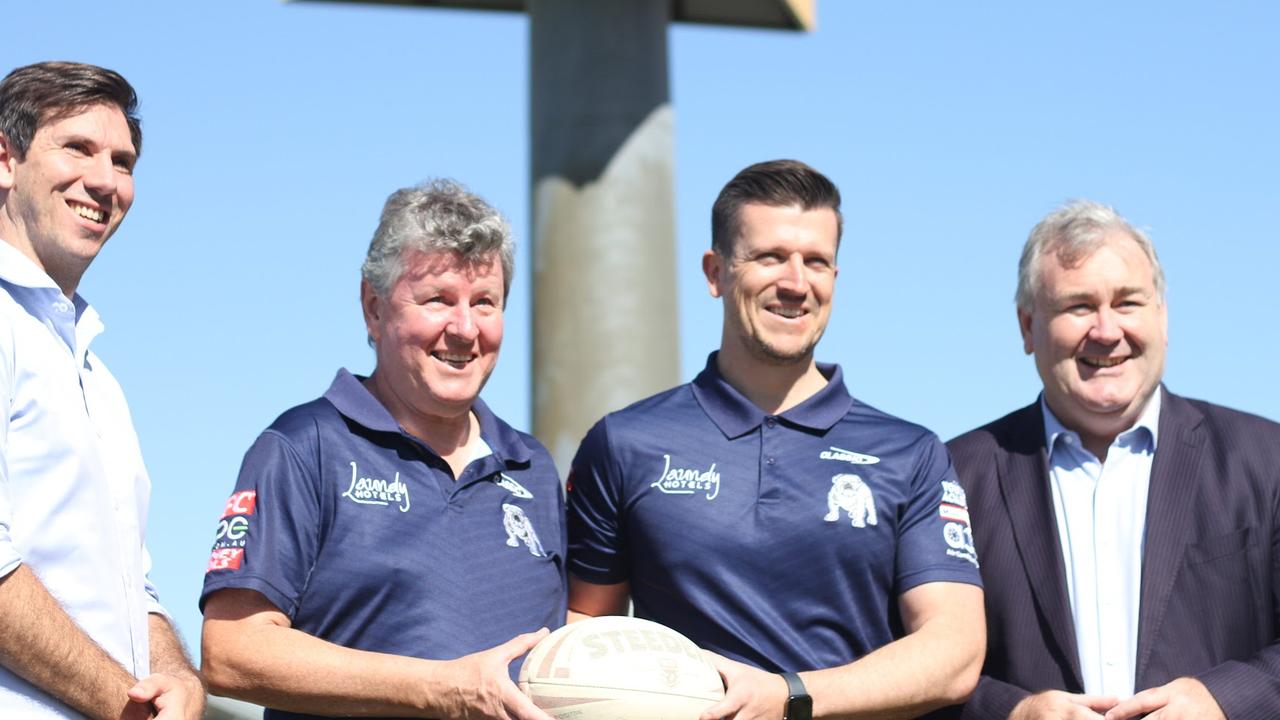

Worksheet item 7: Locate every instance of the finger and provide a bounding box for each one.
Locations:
[128,673,174,703]
[1072,693,1119,712]
[502,627,552,661]
[505,683,557,720]
[1105,689,1166,720]
[700,689,750,720]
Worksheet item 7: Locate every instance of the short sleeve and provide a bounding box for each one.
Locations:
[565,418,629,584]
[199,429,323,618]
[894,433,983,593]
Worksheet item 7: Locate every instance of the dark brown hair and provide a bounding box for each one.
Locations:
[710,159,842,255]
[0,61,141,161]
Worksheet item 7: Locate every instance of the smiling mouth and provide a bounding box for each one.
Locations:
[69,201,106,224]
[1079,356,1127,369]
[433,352,474,369]
[768,306,808,319]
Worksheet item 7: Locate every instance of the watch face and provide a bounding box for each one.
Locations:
[786,694,813,720]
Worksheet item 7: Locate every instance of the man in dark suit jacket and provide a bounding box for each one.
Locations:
[947,200,1280,720]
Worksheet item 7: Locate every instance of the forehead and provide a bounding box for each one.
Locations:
[1037,231,1156,296]
[395,248,504,288]
[37,104,135,150]
[735,203,839,252]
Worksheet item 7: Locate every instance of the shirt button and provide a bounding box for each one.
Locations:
[766,457,776,465]
[765,417,776,428]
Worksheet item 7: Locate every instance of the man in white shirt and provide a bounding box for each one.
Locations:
[0,61,203,719]
[947,200,1280,720]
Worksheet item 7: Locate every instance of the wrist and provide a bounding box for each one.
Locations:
[779,672,812,720]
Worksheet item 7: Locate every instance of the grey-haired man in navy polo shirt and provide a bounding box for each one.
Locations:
[200,180,566,720]
[567,160,986,720]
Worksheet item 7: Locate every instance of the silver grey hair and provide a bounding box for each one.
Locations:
[361,179,514,297]
[1015,199,1166,311]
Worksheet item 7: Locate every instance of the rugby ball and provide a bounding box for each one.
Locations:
[519,616,725,720]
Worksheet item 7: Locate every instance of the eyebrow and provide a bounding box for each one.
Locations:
[1053,286,1150,304]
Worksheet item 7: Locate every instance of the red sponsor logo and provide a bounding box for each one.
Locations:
[221,491,257,519]
[207,548,244,572]
[939,503,971,524]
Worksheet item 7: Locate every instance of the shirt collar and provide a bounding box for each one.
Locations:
[1041,387,1162,457]
[322,368,532,465]
[690,352,854,439]
[0,239,102,355]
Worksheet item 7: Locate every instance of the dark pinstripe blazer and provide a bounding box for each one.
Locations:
[943,388,1280,720]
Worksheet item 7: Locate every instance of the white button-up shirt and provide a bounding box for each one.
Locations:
[0,241,164,717]
[1043,391,1160,699]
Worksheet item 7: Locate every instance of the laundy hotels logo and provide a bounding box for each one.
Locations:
[649,454,721,500]
[207,490,256,573]
[342,461,411,512]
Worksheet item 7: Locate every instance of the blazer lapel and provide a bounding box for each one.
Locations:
[1135,389,1205,685]
[997,402,1084,690]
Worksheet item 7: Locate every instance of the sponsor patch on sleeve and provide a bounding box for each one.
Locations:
[939,480,978,567]
[207,491,255,574]
[207,548,244,572]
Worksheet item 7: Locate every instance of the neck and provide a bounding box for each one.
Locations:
[364,374,478,478]
[715,344,828,415]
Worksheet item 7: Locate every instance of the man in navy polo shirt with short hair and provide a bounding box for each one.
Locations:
[567,160,985,720]
[200,180,565,720]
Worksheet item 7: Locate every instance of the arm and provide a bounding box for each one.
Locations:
[0,565,151,720]
[202,588,554,719]
[127,613,206,719]
[567,576,629,622]
[703,582,986,720]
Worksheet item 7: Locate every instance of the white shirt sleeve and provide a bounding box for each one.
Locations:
[0,323,22,579]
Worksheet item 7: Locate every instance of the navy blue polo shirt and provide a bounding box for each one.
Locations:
[567,354,980,673]
[201,369,566,719]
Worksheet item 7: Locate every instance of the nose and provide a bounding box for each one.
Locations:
[1089,306,1124,344]
[776,253,811,295]
[82,152,119,196]
[445,303,479,342]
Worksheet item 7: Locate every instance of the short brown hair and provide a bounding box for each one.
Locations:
[710,159,842,255]
[0,61,141,161]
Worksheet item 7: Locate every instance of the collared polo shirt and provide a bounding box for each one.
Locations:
[201,370,566,720]
[0,241,163,717]
[1044,391,1161,697]
[567,354,981,673]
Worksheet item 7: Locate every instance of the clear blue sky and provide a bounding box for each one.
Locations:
[8,1,1278,658]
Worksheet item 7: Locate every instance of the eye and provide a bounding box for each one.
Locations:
[805,256,833,270]
[65,141,90,156]
[756,252,783,265]
[113,155,136,175]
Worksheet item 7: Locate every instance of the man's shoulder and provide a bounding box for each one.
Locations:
[946,402,1042,460]
[597,382,698,430]
[838,396,942,444]
[258,395,343,446]
[1166,391,1280,444]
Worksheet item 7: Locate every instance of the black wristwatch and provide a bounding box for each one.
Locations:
[780,672,812,720]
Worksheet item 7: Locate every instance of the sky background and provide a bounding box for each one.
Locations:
[7,0,1278,666]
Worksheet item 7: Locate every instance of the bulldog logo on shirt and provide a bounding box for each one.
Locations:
[823,473,878,528]
[502,503,545,557]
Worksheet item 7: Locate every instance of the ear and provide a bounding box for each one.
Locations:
[0,133,17,191]
[1017,308,1035,355]
[360,279,383,343]
[702,250,725,298]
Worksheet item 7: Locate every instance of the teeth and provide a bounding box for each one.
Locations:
[771,307,805,319]
[70,202,105,223]
[1081,356,1126,368]
[434,353,472,364]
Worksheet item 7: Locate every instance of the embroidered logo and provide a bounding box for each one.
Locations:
[649,454,721,500]
[342,461,410,512]
[207,490,257,573]
[939,480,977,567]
[823,473,878,528]
[819,446,881,465]
[495,473,533,499]
[502,503,545,557]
